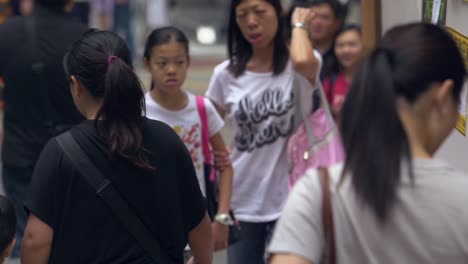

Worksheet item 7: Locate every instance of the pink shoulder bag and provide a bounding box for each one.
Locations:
[287,75,345,189]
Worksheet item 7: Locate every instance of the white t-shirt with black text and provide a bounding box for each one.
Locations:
[145,91,224,196]
[205,53,321,222]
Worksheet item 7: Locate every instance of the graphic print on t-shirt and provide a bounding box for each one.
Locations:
[234,88,295,152]
[172,123,203,172]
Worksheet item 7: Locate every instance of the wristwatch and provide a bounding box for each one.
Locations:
[292,22,308,31]
[215,214,234,226]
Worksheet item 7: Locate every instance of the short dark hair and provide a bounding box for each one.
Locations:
[36,0,69,10]
[227,0,289,77]
[341,23,466,222]
[298,0,348,20]
[336,24,362,37]
[0,195,16,254]
[285,0,348,41]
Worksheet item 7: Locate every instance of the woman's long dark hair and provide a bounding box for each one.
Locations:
[227,0,289,77]
[64,30,153,170]
[341,23,466,221]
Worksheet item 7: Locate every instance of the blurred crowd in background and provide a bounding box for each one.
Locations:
[0,0,361,60]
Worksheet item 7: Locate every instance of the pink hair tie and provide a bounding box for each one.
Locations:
[107,55,118,64]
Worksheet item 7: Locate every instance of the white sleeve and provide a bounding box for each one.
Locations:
[205,62,229,111]
[268,171,325,263]
[204,98,225,137]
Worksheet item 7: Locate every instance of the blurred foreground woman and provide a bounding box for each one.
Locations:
[269,22,468,264]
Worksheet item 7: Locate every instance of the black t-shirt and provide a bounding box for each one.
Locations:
[312,48,339,112]
[26,118,206,263]
[320,48,339,82]
[0,6,88,167]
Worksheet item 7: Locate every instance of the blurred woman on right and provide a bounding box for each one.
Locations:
[324,24,364,122]
[269,22,468,263]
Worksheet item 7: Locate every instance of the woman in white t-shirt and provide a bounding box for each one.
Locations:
[143,26,234,252]
[269,23,468,264]
[205,1,321,262]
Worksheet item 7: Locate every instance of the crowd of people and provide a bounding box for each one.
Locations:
[0,0,467,263]
[0,0,173,58]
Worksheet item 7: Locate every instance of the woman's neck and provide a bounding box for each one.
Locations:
[397,101,432,159]
[150,88,188,111]
[342,66,357,83]
[84,99,103,120]
[247,44,274,73]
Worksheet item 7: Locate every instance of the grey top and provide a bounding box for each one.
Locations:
[269,159,468,263]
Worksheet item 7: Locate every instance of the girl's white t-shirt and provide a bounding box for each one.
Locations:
[205,54,321,222]
[145,91,224,196]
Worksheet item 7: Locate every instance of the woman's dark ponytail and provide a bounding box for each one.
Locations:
[98,56,152,170]
[340,23,466,222]
[341,48,411,221]
[65,30,153,171]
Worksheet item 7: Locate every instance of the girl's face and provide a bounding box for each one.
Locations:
[145,40,189,94]
[235,0,278,49]
[334,30,364,70]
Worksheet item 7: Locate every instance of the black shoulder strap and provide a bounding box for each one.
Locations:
[56,131,171,264]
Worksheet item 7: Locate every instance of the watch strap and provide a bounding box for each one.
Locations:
[292,22,308,31]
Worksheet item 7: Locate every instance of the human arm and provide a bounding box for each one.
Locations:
[211,102,226,119]
[209,133,233,250]
[290,7,320,84]
[205,72,230,168]
[213,148,231,170]
[173,130,213,263]
[267,171,325,264]
[21,214,53,264]
[187,213,213,264]
[270,254,314,264]
[22,140,61,264]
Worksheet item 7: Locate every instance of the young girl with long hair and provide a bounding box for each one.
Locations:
[143,26,234,252]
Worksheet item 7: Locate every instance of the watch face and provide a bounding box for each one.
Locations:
[216,214,233,225]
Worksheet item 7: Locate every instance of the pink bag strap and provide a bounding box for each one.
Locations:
[196,96,212,165]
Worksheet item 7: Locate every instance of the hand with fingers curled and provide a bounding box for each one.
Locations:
[213,149,232,171]
[291,7,316,29]
[212,222,229,251]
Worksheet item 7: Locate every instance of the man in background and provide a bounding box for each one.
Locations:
[300,0,347,80]
[72,0,90,25]
[0,0,87,257]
